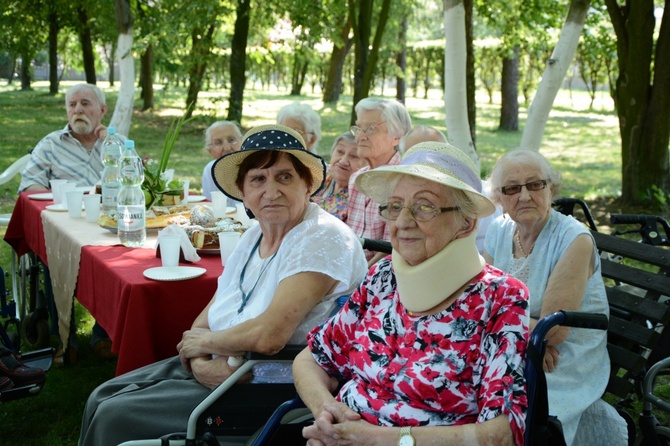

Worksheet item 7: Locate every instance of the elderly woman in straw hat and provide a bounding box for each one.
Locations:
[78,125,368,446]
[293,142,530,446]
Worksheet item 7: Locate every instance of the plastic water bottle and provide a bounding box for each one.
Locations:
[100,126,124,218]
[117,139,146,247]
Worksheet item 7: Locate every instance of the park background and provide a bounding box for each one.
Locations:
[1,0,669,444]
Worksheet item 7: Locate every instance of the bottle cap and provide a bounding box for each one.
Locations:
[107,126,116,135]
[124,139,135,149]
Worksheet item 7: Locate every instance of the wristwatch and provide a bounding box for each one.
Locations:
[398,426,416,446]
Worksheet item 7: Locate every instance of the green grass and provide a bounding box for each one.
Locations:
[0,80,662,445]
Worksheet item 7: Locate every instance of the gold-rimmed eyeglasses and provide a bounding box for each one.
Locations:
[350,121,386,137]
[500,179,549,196]
[378,201,460,222]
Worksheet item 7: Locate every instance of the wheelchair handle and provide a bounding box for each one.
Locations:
[531,311,608,350]
[360,238,393,254]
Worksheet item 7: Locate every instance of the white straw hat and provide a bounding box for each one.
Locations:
[355,141,495,217]
[212,124,326,201]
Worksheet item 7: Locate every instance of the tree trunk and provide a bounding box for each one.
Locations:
[140,44,154,111]
[185,25,215,119]
[48,11,59,94]
[443,0,479,166]
[78,7,97,85]
[227,0,251,124]
[464,0,476,144]
[499,46,519,131]
[322,32,352,104]
[605,0,670,203]
[322,11,352,105]
[20,51,32,91]
[108,42,116,87]
[395,16,407,104]
[520,0,590,151]
[350,0,392,124]
[109,0,134,138]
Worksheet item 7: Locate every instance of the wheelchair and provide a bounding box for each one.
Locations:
[116,310,607,446]
[0,261,54,404]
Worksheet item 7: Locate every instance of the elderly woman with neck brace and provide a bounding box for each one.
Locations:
[293,142,530,446]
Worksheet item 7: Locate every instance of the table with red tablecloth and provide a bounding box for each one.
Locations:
[4,192,222,375]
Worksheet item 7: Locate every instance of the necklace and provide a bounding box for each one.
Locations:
[237,234,279,314]
[515,231,535,257]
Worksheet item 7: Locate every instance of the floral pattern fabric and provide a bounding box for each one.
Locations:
[311,169,349,221]
[308,259,529,446]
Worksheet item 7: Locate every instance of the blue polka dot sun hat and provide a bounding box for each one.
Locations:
[212,124,326,201]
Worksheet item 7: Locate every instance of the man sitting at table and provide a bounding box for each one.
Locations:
[78,124,368,446]
[19,83,108,192]
[18,83,113,365]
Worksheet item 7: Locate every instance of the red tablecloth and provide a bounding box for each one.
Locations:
[4,192,222,375]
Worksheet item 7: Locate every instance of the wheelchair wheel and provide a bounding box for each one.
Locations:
[21,309,50,350]
[3,318,21,351]
[635,426,670,446]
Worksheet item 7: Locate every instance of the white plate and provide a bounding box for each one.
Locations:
[29,193,54,201]
[143,266,206,281]
[226,206,236,214]
[45,203,67,212]
[45,203,85,212]
[187,195,206,203]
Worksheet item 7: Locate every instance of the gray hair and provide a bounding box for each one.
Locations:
[355,97,412,142]
[399,125,447,154]
[329,132,356,155]
[487,149,562,204]
[205,120,242,144]
[276,102,322,149]
[65,83,106,105]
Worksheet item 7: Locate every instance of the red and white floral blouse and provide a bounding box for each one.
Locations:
[307,258,530,446]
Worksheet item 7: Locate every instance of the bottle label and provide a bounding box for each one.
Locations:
[117,205,146,232]
[102,183,121,206]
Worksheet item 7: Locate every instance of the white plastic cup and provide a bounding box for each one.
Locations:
[65,190,84,218]
[210,191,226,218]
[218,231,241,266]
[158,233,182,267]
[50,179,69,204]
[235,203,253,226]
[59,183,77,208]
[83,194,102,223]
[181,179,190,203]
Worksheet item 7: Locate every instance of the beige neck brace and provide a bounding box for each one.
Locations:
[393,231,485,313]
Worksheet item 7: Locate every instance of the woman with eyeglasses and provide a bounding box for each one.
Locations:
[201,121,243,201]
[293,142,530,446]
[484,149,625,445]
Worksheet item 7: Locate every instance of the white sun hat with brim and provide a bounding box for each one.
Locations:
[212,124,326,201]
[355,141,496,218]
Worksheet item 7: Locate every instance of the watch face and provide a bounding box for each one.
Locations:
[399,435,415,446]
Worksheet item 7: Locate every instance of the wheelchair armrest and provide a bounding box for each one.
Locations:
[246,345,305,361]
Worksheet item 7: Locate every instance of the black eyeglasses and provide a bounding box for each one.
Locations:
[378,202,459,222]
[500,179,549,196]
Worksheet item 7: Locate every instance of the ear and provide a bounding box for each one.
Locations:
[100,103,108,115]
[454,217,477,239]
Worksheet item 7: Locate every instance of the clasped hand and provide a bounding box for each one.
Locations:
[303,402,381,446]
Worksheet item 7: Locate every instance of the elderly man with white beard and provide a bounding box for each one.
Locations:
[20,83,108,192]
[18,83,112,367]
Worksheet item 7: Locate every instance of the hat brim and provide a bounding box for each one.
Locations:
[356,164,496,218]
[212,148,326,201]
